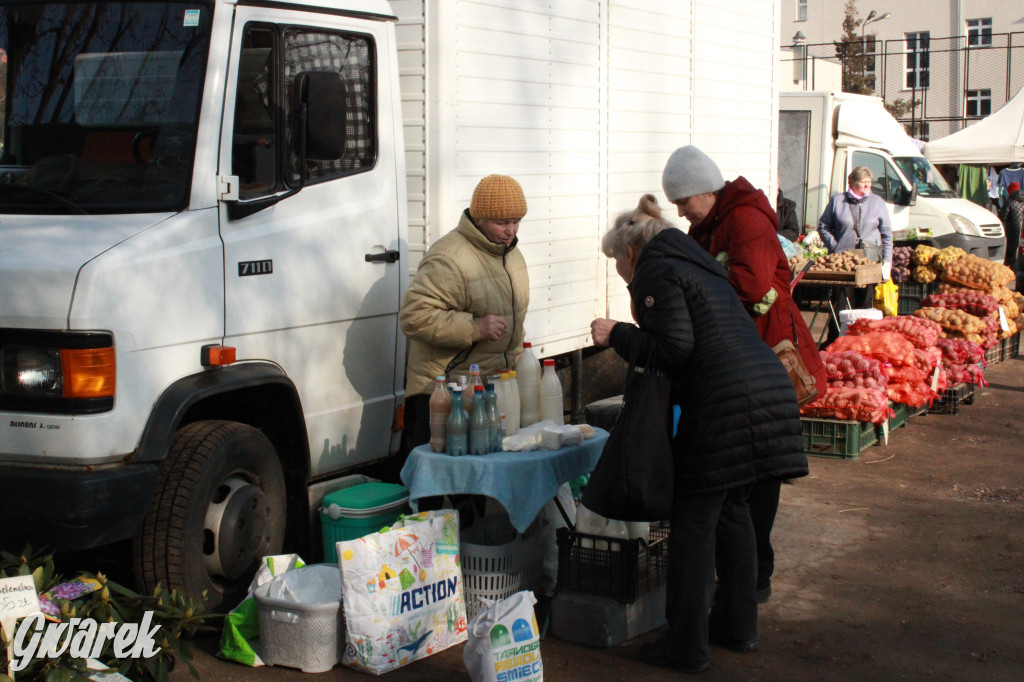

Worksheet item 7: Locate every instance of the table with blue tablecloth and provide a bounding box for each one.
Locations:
[399,428,609,533]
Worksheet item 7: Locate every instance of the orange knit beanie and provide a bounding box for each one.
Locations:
[469,175,528,221]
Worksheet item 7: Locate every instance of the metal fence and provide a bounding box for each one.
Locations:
[781,32,1024,140]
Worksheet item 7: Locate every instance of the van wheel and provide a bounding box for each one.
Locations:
[132,420,286,612]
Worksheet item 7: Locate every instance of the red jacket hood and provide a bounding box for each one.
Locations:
[690,176,778,245]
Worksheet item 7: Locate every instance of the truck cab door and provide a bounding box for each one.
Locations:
[849,149,912,239]
[218,9,404,474]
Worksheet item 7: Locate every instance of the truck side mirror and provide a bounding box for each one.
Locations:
[895,181,917,207]
[227,71,348,221]
[295,71,347,161]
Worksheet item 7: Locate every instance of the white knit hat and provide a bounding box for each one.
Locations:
[662,145,726,202]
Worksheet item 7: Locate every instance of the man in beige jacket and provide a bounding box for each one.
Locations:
[399,174,530,451]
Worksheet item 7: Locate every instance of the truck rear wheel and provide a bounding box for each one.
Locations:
[132,420,286,611]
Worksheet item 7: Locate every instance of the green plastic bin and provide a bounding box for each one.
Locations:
[320,482,410,562]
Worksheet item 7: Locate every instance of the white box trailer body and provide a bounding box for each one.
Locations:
[392,0,783,354]
[780,90,1005,261]
[0,0,780,607]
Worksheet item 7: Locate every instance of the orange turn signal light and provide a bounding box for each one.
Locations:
[61,347,116,398]
[201,344,237,367]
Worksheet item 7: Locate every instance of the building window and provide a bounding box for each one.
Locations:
[863,35,877,91]
[967,89,992,117]
[906,32,930,89]
[967,18,992,47]
[796,0,807,22]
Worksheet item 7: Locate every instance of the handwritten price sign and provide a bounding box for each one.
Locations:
[0,574,41,638]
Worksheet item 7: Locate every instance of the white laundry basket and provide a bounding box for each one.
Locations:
[253,563,344,673]
[459,514,546,620]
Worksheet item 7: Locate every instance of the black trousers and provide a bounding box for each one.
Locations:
[749,478,782,591]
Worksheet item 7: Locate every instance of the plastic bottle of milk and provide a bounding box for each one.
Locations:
[507,369,521,434]
[500,372,518,435]
[516,342,541,427]
[539,359,564,424]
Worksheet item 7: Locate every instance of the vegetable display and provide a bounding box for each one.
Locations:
[913,306,987,335]
[941,254,1016,290]
[846,316,942,350]
[807,252,872,273]
[802,387,892,424]
[891,246,913,283]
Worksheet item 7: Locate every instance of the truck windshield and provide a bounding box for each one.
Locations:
[0,2,211,214]
[894,156,959,199]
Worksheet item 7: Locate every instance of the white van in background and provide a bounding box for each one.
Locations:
[780,91,1005,261]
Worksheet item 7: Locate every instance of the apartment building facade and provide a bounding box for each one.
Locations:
[779,0,1024,140]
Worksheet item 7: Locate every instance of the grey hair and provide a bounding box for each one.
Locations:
[849,166,873,185]
[601,194,673,258]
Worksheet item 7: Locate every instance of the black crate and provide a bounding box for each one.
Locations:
[895,280,933,316]
[984,344,1002,366]
[556,523,670,602]
[931,383,975,415]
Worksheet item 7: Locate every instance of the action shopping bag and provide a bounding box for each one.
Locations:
[338,509,468,674]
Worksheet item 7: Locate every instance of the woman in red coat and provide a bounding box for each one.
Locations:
[662,145,827,603]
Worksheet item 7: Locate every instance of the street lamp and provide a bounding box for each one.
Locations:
[861,10,891,90]
[793,31,807,86]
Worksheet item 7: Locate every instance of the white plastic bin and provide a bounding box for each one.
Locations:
[459,514,546,620]
[253,563,344,673]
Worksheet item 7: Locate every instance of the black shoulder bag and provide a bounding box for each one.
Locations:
[581,341,674,522]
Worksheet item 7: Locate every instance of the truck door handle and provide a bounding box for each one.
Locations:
[365,250,400,263]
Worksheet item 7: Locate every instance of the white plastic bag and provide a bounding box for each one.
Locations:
[264,564,341,624]
[338,509,467,674]
[463,591,543,682]
[217,553,305,666]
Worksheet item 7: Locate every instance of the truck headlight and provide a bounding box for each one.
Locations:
[947,213,980,236]
[0,332,115,411]
[2,345,63,395]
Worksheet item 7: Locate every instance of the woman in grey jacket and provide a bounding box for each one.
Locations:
[817,166,894,343]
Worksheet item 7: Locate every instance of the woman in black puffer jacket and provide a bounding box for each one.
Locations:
[591,195,806,674]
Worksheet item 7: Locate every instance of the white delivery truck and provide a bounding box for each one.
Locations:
[780,90,1005,261]
[0,0,780,608]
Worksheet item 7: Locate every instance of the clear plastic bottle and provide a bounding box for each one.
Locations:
[468,386,490,455]
[507,369,522,435]
[539,359,564,424]
[428,375,451,453]
[484,383,503,452]
[463,364,482,415]
[516,342,541,427]
[447,388,468,456]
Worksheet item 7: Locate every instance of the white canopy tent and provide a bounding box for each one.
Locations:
[924,87,1024,164]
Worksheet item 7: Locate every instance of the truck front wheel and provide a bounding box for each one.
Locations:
[132,420,286,611]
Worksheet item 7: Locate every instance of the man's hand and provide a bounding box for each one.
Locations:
[475,314,507,342]
[881,261,892,282]
[591,318,618,346]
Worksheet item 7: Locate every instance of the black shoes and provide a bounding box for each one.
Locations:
[638,642,712,674]
[709,632,760,653]
[756,583,772,604]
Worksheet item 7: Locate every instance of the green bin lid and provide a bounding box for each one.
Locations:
[322,482,409,511]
